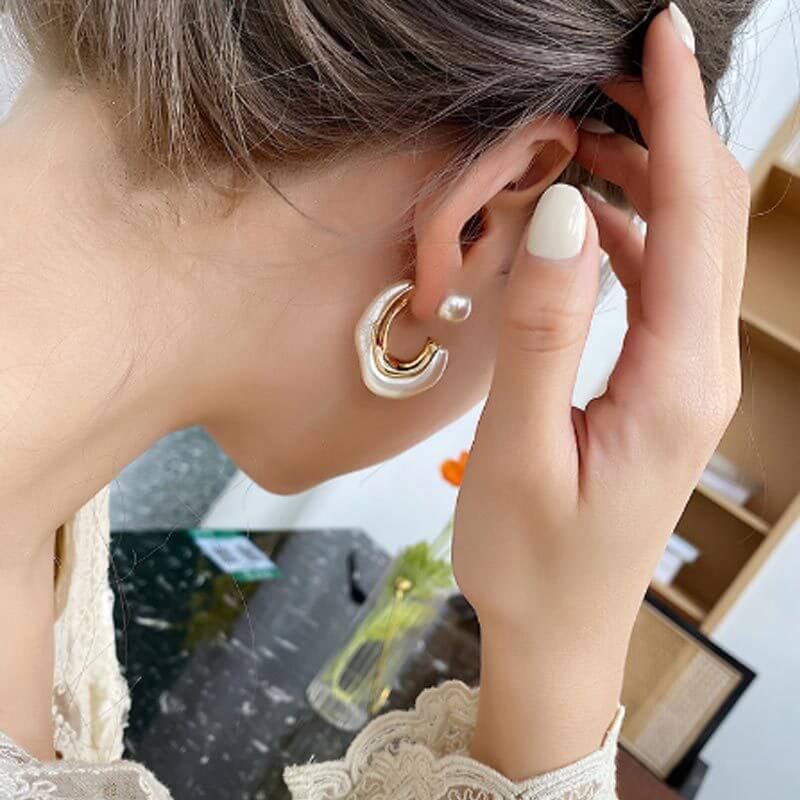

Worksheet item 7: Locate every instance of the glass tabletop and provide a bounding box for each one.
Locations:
[110,528,480,800]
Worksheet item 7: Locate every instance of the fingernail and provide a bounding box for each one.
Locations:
[526,184,586,262]
[580,184,607,205]
[581,117,614,135]
[436,293,472,323]
[669,2,696,54]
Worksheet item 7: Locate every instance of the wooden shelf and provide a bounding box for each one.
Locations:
[756,161,800,216]
[702,494,800,632]
[716,332,800,525]
[694,105,800,633]
[695,482,770,535]
[670,491,762,616]
[618,106,800,762]
[740,312,800,373]
[775,156,800,180]
[650,580,708,625]
[742,192,800,351]
[637,106,800,638]
[648,482,771,628]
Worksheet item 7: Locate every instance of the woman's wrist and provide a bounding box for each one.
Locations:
[476,584,642,653]
[471,612,632,781]
[477,609,634,707]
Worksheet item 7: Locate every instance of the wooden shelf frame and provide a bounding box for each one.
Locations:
[618,109,800,757]
[694,482,770,536]
[740,313,800,372]
[648,102,800,635]
[650,580,708,625]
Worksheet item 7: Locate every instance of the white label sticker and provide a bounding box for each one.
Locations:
[189,530,280,581]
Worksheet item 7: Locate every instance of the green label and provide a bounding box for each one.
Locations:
[188,528,281,582]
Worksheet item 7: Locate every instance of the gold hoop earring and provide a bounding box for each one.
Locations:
[355,280,448,399]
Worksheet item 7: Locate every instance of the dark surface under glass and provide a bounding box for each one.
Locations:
[110,528,480,800]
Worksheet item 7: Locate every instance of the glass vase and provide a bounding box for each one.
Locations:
[307,530,455,731]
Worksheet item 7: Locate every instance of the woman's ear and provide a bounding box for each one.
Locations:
[411,115,578,320]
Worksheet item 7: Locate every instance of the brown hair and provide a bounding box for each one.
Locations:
[4,0,756,186]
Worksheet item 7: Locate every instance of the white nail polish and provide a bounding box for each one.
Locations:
[669,2,696,54]
[581,184,607,204]
[526,184,586,262]
[581,117,614,135]
[436,293,472,323]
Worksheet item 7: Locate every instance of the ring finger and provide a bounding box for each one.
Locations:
[581,187,645,323]
[575,131,651,220]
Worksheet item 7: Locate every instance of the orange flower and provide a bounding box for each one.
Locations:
[441,450,469,487]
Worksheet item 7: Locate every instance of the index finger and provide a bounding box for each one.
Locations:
[638,4,725,346]
[646,4,715,208]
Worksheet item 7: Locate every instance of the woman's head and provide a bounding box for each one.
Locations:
[2,1,755,492]
[6,1,753,177]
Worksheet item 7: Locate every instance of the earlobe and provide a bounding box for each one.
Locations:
[409,116,578,321]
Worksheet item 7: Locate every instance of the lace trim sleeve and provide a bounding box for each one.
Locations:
[0,730,172,800]
[284,681,624,800]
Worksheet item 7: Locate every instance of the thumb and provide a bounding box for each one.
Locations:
[485,183,600,453]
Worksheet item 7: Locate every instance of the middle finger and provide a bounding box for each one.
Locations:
[602,80,652,142]
[575,131,651,220]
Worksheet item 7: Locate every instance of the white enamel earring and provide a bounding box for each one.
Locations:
[355,280,448,399]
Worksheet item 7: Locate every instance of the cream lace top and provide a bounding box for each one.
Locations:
[0,490,624,800]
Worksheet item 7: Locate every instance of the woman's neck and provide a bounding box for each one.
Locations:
[0,79,244,539]
[0,76,298,761]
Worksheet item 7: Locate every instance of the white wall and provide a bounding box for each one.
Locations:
[699,519,800,799]
[721,0,800,172]
[0,17,25,119]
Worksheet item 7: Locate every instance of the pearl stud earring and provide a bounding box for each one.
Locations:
[436,293,472,324]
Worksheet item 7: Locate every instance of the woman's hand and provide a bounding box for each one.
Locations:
[454,6,750,780]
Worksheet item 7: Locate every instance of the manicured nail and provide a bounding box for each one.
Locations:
[669,2,695,54]
[436,293,472,323]
[526,184,586,262]
[581,184,607,205]
[581,118,614,135]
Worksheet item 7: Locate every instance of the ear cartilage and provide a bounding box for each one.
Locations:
[436,293,472,324]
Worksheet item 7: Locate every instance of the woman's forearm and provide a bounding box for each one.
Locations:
[470,615,632,781]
